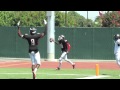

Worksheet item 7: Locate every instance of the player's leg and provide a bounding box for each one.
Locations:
[115,53,120,67]
[29,53,36,79]
[64,54,75,69]
[33,51,41,78]
[56,52,66,70]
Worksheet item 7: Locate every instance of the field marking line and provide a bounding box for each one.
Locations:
[0,73,110,79]
[0,72,86,76]
[75,75,110,79]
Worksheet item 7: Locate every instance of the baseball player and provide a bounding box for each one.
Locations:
[50,35,75,70]
[17,19,47,79]
[113,34,120,67]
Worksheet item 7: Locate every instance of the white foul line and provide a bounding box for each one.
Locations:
[76,75,110,79]
[0,73,110,79]
[0,73,84,76]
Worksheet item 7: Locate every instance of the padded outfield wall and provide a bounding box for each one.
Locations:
[0,26,120,60]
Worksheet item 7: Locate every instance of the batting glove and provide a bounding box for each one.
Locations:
[44,19,47,25]
[17,21,20,28]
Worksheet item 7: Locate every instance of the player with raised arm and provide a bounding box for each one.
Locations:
[17,19,47,79]
[50,35,75,70]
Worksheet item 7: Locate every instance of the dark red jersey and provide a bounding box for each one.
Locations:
[59,39,71,52]
[66,42,71,52]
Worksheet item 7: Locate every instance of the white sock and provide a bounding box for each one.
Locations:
[34,68,37,74]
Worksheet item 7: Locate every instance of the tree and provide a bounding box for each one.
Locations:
[95,11,120,27]
[0,11,94,28]
[94,16,103,27]
[55,11,65,27]
[67,11,92,27]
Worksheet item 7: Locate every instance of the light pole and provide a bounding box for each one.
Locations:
[87,11,88,26]
[46,11,55,61]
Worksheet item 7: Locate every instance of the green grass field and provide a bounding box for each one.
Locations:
[0,68,120,79]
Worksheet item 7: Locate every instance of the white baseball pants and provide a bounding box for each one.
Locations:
[29,51,41,65]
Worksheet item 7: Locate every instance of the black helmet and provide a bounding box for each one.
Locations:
[114,34,120,41]
[29,27,37,35]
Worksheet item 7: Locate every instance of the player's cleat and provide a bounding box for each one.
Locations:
[56,67,60,70]
[72,63,75,69]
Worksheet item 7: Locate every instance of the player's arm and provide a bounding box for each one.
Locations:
[54,40,59,45]
[65,40,71,53]
[18,26,24,38]
[17,21,24,38]
[50,38,59,45]
[40,19,47,38]
[66,42,71,53]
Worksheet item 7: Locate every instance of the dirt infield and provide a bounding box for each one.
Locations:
[0,60,119,70]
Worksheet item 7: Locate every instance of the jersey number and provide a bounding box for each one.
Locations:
[31,39,35,45]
